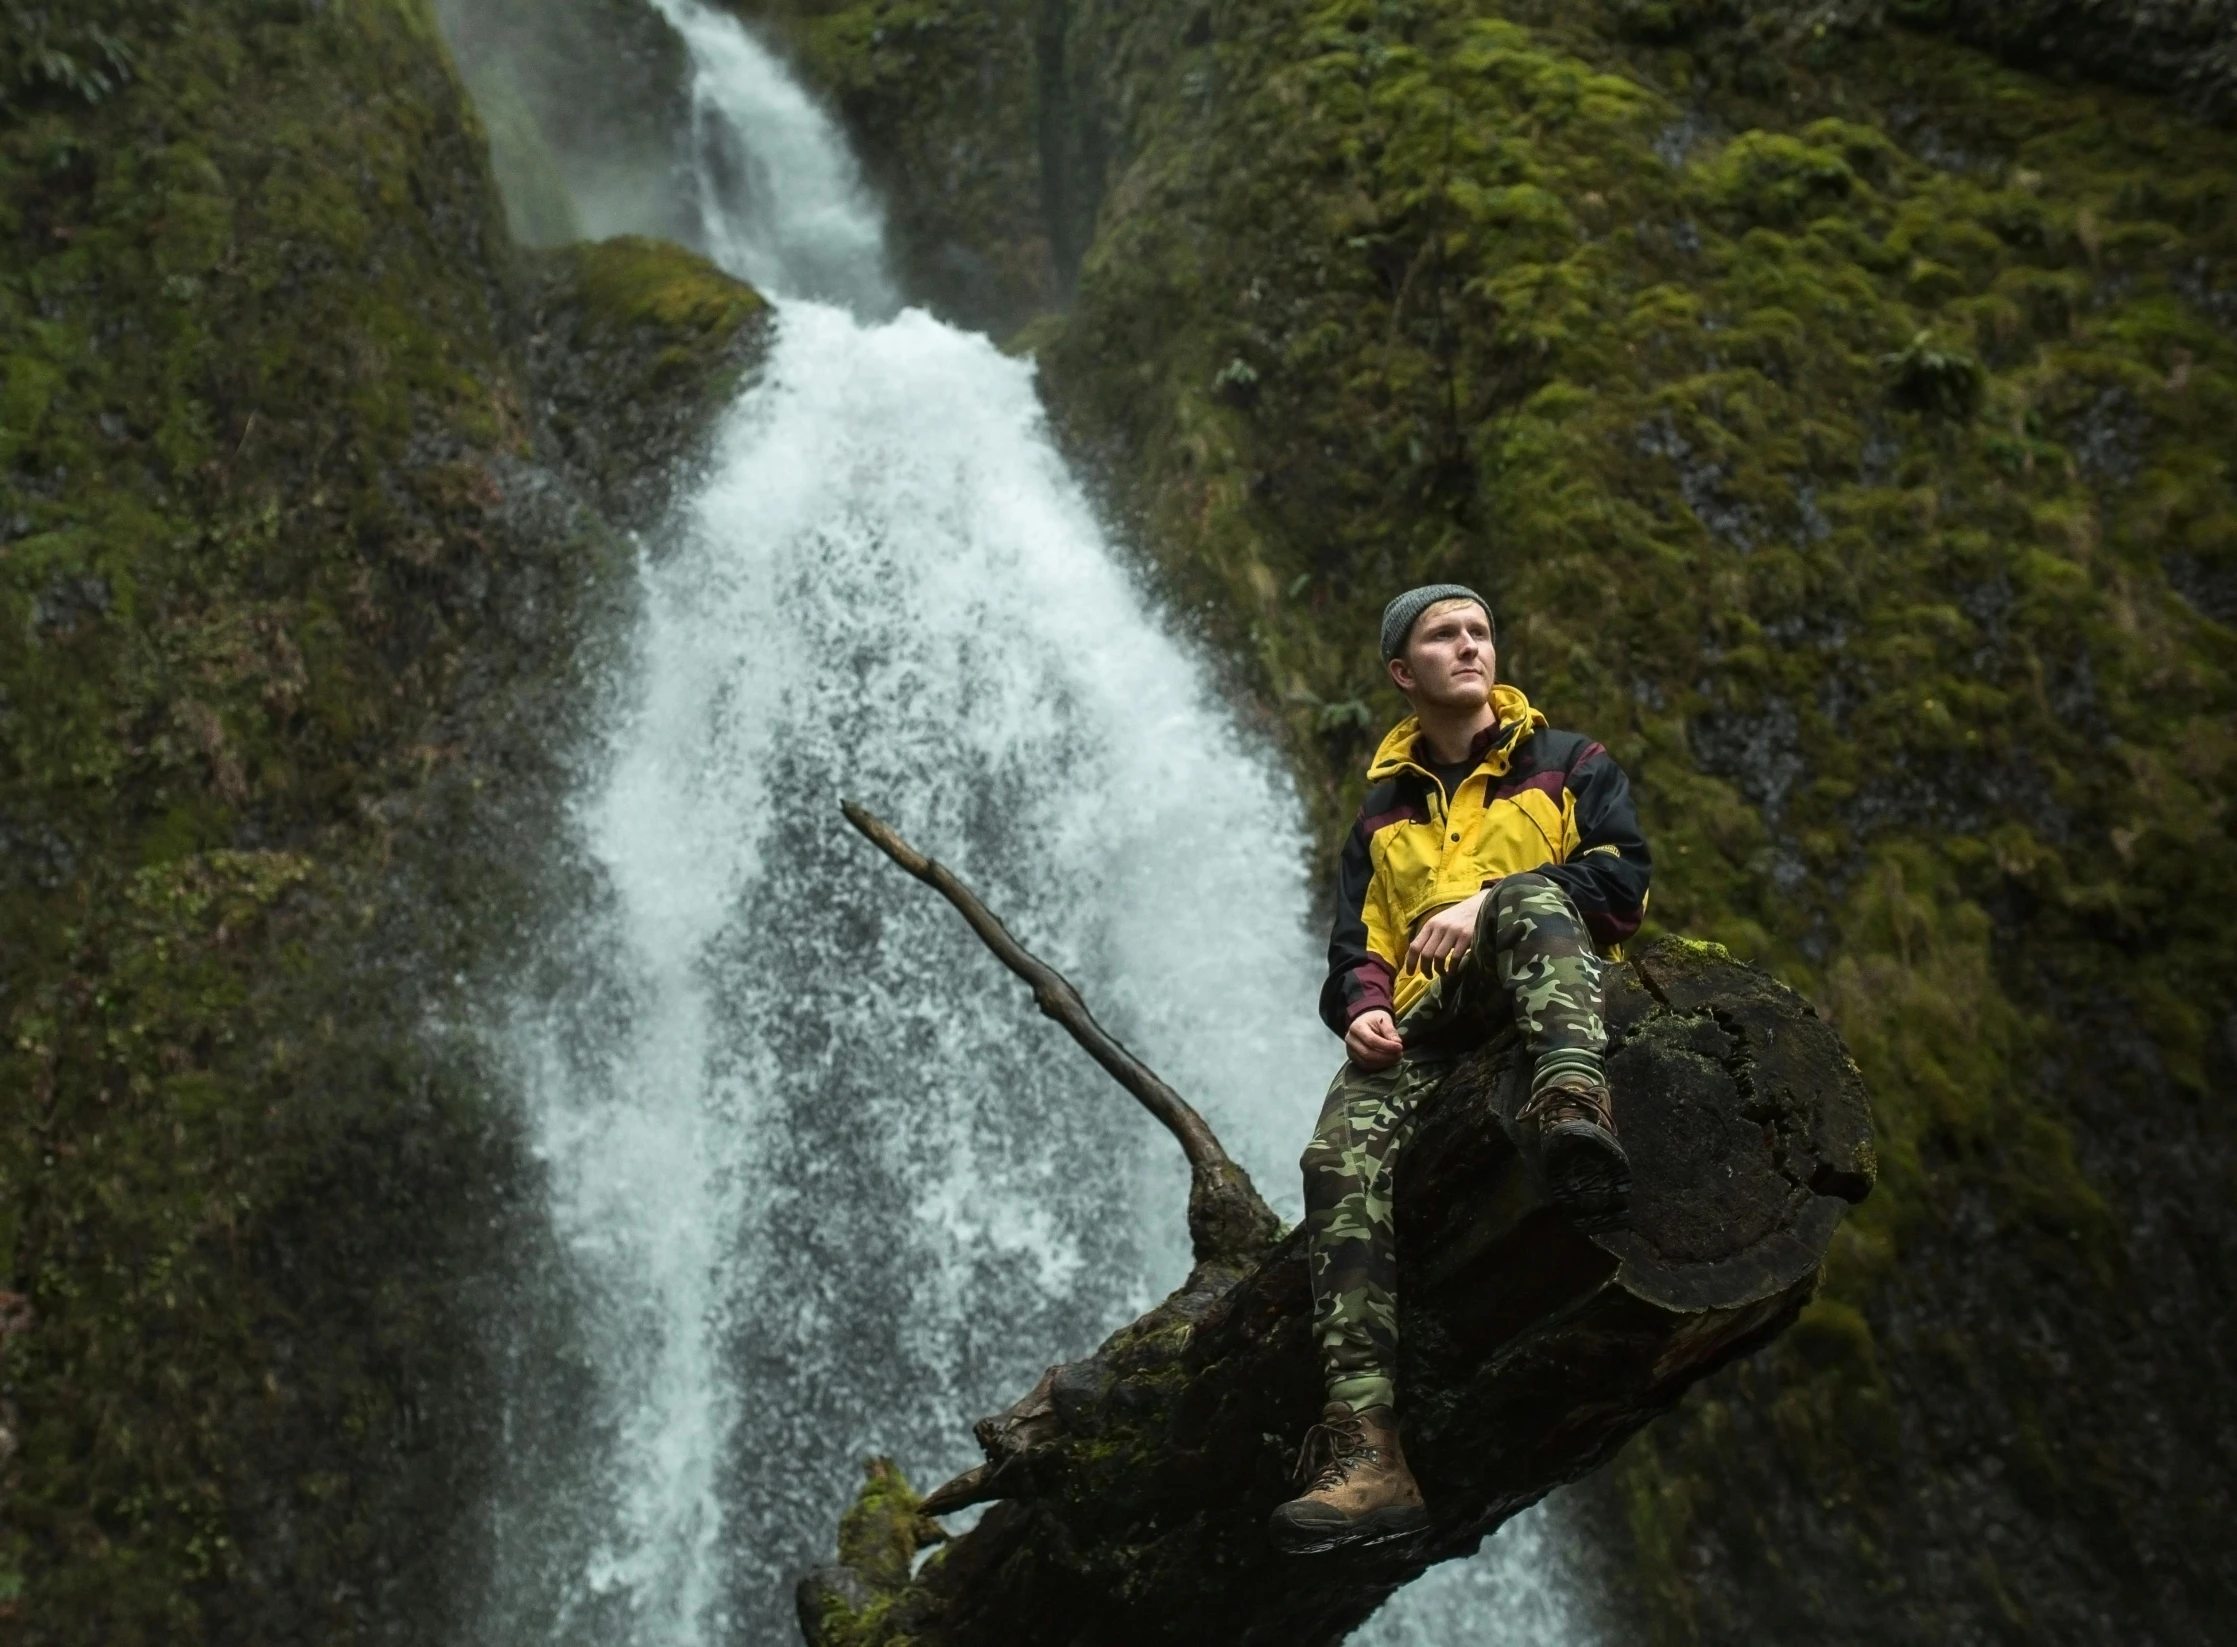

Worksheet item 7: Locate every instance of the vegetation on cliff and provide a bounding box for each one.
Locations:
[755,0,2236,1639]
[0,5,763,1640]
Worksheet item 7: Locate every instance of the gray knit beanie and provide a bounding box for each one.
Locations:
[1380,583,1493,660]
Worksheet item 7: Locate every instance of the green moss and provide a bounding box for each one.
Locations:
[522,235,772,524]
[1657,935,1738,963]
[804,1457,944,1646]
[568,233,768,338]
[835,1456,940,1590]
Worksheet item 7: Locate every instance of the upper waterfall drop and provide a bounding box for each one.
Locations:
[648,0,896,313]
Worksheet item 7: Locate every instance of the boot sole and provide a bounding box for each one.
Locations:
[1541,1120,1632,1234]
[1268,1501,1430,1555]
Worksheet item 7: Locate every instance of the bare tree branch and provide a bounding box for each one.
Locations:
[841,799,1279,1263]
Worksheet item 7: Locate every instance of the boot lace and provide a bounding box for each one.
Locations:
[1518,1081,1614,1132]
[1292,1409,1376,1492]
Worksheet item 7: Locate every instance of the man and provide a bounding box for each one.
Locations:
[1269,584,1652,1555]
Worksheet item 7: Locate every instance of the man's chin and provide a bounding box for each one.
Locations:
[1431,681,1493,711]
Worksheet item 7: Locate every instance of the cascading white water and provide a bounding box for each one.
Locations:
[473,5,1599,1643]
[649,0,895,316]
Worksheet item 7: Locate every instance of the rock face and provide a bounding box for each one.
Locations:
[748,2,2237,1643]
[1737,0,2237,125]
[795,939,1874,1647]
[0,6,764,1641]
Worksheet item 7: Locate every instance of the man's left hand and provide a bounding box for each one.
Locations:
[1403,889,1489,976]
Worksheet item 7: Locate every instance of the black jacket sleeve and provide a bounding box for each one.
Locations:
[1537,741,1651,948]
[1318,801,1397,1037]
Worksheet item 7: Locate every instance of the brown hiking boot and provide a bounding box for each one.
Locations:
[1519,1081,1631,1232]
[1268,1403,1428,1554]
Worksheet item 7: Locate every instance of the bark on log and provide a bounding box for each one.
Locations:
[803,814,1876,1647]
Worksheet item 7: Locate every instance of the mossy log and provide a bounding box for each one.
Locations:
[803,812,1874,1647]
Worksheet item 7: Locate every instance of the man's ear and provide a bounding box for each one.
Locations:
[1387,654,1414,695]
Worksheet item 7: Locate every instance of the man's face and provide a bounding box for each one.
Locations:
[1389,599,1495,711]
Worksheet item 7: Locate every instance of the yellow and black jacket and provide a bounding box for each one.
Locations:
[1320,683,1652,1034]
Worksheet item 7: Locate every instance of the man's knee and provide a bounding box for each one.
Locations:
[1488,871,1590,951]
[1301,1090,1365,1183]
[1300,1129,1348,1184]
[1301,1061,1406,1183]
[1489,868,1562,919]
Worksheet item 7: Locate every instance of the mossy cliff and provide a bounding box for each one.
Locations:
[726,0,2237,348]
[0,5,762,1641]
[1702,0,2237,125]
[754,1,2236,1640]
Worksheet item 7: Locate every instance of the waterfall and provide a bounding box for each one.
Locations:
[649,0,894,315]
[467,5,1597,1643]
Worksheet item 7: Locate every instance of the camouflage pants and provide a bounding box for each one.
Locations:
[1301,872,1608,1415]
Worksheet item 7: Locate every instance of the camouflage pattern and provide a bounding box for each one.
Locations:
[1301,872,1608,1414]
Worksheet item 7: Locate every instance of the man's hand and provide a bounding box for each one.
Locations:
[1403,888,1489,977]
[1345,1008,1404,1071]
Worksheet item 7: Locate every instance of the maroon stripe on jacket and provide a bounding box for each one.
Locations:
[1359,796,1431,836]
[1336,958,1396,1023]
[1581,903,1642,946]
[1491,768,1568,805]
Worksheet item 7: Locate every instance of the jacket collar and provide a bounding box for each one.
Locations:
[1367,683,1544,784]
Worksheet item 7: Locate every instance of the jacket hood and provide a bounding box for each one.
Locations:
[1367,683,1544,781]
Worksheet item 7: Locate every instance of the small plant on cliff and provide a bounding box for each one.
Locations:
[1881,329,1986,418]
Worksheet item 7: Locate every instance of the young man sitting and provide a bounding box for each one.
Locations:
[1269,584,1653,1555]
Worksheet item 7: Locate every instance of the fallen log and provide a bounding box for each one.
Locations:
[802,806,1876,1647]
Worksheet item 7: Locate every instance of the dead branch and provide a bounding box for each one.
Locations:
[840,799,1280,1264]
